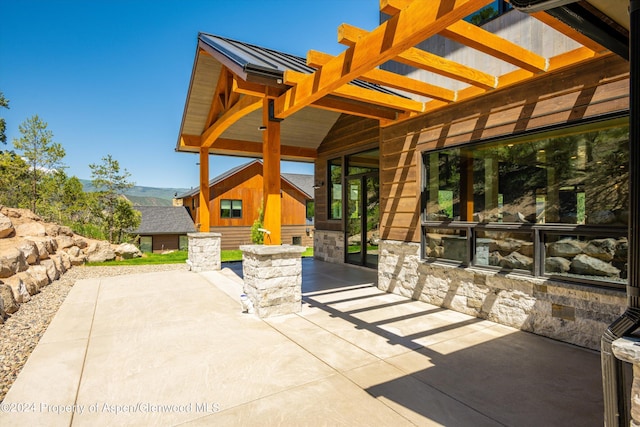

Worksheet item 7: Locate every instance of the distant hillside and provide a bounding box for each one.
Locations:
[80,179,190,206]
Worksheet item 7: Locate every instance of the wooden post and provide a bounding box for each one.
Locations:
[199,147,211,232]
[262,99,281,245]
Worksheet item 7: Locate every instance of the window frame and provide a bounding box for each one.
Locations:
[220,199,243,219]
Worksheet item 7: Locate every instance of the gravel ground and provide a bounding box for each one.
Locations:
[0,263,190,402]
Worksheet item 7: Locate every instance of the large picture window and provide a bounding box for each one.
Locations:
[422,115,629,288]
[328,158,343,220]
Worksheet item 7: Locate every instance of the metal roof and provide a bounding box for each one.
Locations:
[198,33,406,97]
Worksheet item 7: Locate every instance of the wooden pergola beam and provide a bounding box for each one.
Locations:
[273,0,494,119]
[337,23,497,90]
[311,96,400,122]
[179,135,317,160]
[382,0,547,73]
[307,50,456,102]
[285,69,424,112]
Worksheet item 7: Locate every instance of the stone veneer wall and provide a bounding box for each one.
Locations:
[378,240,626,350]
[187,233,221,272]
[313,230,344,264]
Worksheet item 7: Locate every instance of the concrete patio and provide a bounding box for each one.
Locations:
[0,259,603,426]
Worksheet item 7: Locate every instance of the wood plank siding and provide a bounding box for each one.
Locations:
[379,54,629,243]
[210,225,313,250]
[315,115,380,232]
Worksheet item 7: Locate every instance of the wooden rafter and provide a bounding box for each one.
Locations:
[337,23,497,90]
[307,50,456,102]
[273,0,494,119]
[180,135,318,160]
[285,70,424,113]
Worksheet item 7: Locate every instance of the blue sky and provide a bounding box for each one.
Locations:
[1,0,379,189]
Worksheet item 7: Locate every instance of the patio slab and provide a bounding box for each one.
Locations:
[0,260,604,426]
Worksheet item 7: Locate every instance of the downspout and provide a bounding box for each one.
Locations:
[601,2,640,426]
[511,1,637,425]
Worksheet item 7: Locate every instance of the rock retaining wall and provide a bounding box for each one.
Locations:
[0,207,140,323]
[379,239,625,350]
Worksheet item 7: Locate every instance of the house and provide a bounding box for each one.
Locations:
[133,206,195,253]
[175,160,314,249]
[174,1,630,351]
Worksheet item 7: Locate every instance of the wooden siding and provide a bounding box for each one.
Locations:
[315,115,381,232]
[182,162,310,230]
[210,225,313,250]
[149,234,183,253]
[379,54,630,244]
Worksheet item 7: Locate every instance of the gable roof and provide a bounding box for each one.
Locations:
[134,206,195,235]
[177,159,313,199]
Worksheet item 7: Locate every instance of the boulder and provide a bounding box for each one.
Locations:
[41,259,60,282]
[546,239,585,258]
[570,254,620,277]
[584,238,617,262]
[29,265,51,288]
[0,283,18,314]
[115,243,142,260]
[65,246,87,266]
[55,235,75,250]
[16,239,40,265]
[587,210,616,225]
[498,251,533,270]
[545,256,571,274]
[0,247,28,278]
[51,254,67,276]
[0,213,14,238]
[15,222,46,237]
[73,236,89,249]
[615,238,628,262]
[15,271,38,295]
[85,241,116,262]
[4,276,31,303]
[59,251,72,270]
[491,238,524,255]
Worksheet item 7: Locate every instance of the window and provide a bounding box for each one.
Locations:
[422,115,629,288]
[220,199,242,218]
[329,158,342,219]
[306,200,315,224]
[139,236,152,253]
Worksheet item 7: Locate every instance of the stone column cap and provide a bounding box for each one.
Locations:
[240,244,306,255]
[612,336,640,364]
[187,232,222,238]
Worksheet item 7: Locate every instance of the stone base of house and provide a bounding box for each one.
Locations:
[240,245,306,318]
[313,230,344,264]
[612,337,640,426]
[378,239,626,350]
[187,233,221,272]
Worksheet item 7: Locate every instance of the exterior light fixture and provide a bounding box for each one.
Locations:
[259,125,267,131]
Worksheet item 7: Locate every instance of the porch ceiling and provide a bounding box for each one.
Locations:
[175,0,629,161]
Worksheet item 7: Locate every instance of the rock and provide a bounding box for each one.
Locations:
[55,235,75,250]
[59,251,72,270]
[73,236,89,249]
[587,210,616,225]
[85,241,116,262]
[15,272,38,296]
[519,242,534,257]
[41,259,60,282]
[51,254,67,276]
[545,256,571,273]
[489,251,503,267]
[14,222,46,237]
[615,238,628,262]
[16,239,40,265]
[29,265,50,288]
[115,243,141,259]
[4,276,31,303]
[0,283,18,314]
[570,254,620,277]
[498,251,533,270]
[33,239,50,260]
[584,238,617,262]
[491,238,524,255]
[0,213,14,238]
[65,246,86,266]
[0,247,28,278]
[546,239,585,258]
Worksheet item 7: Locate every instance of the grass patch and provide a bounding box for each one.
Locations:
[86,247,314,266]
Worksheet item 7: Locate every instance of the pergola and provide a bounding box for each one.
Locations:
[176,0,625,246]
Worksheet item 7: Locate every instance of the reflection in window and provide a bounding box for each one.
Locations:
[423,118,629,226]
[329,159,342,219]
[425,228,468,264]
[221,199,242,218]
[475,230,534,272]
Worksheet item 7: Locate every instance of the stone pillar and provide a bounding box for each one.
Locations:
[612,337,640,426]
[187,232,221,272]
[240,244,306,318]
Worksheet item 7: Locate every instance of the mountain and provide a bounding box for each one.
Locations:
[80,179,190,207]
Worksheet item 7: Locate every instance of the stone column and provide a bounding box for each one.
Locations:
[612,337,640,426]
[187,232,221,272]
[240,244,306,318]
